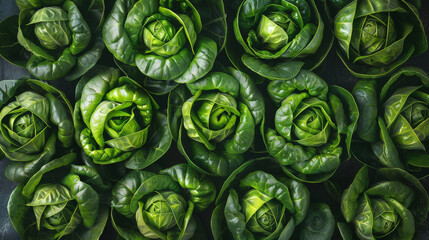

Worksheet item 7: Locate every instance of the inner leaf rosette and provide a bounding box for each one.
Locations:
[110,163,216,240]
[0,78,74,183]
[0,0,105,80]
[74,68,172,168]
[263,69,359,183]
[211,159,336,240]
[7,153,111,240]
[167,67,265,177]
[103,0,224,85]
[333,0,427,78]
[226,0,333,80]
[338,166,429,240]
[352,67,429,178]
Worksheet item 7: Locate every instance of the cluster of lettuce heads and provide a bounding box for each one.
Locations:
[0,0,428,239]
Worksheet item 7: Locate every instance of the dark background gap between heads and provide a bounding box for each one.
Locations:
[1,1,429,240]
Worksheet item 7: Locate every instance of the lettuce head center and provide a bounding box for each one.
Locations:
[31,8,72,50]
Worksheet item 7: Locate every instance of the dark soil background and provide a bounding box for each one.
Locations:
[1,1,429,239]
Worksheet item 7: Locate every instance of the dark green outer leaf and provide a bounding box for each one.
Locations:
[341,166,369,223]
[352,80,378,143]
[45,93,74,148]
[74,65,112,100]
[324,180,343,203]
[224,189,255,240]
[74,100,84,148]
[15,0,35,10]
[168,85,191,141]
[354,0,405,17]
[386,197,414,240]
[7,184,31,239]
[189,216,208,240]
[64,0,91,55]
[177,123,244,177]
[124,112,172,170]
[405,152,429,174]
[216,159,256,204]
[371,117,403,168]
[267,69,328,104]
[63,33,105,81]
[111,208,146,240]
[283,178,310,225]
[186,71,239,97]
[351,140,383,170]
[223,103,255,154]
[402,0,427,56]
[262,128,340,183]
[380,67,429,102]
[298,203,335,240]
[174,36,218,84]
[303,0,334,70]
[337,222,354,240]
[103,0,137,64]
[241,54,304,81]
[278,218,295,240]
[135,48,193,81]
[80,149,128,183]
[22,152,76,198]
[62,173,100,228]
[0,15,28,67]
[196,0,227,51]
[140,77,178,95]
[299,1,325,56]
[334,1,356,59]
[85,0,106,31]
[228,67,264,124]
[365,181,415,208]
[237,0,273,30]
[179,201,197,240]
[69,164,111,191]
[329,85,359,158]
[288,146,341,176]
[0,79,26,108]
[26,48,76,81]
[225,20,247,72]
[211,202,229,240]
[79,67,121,126]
